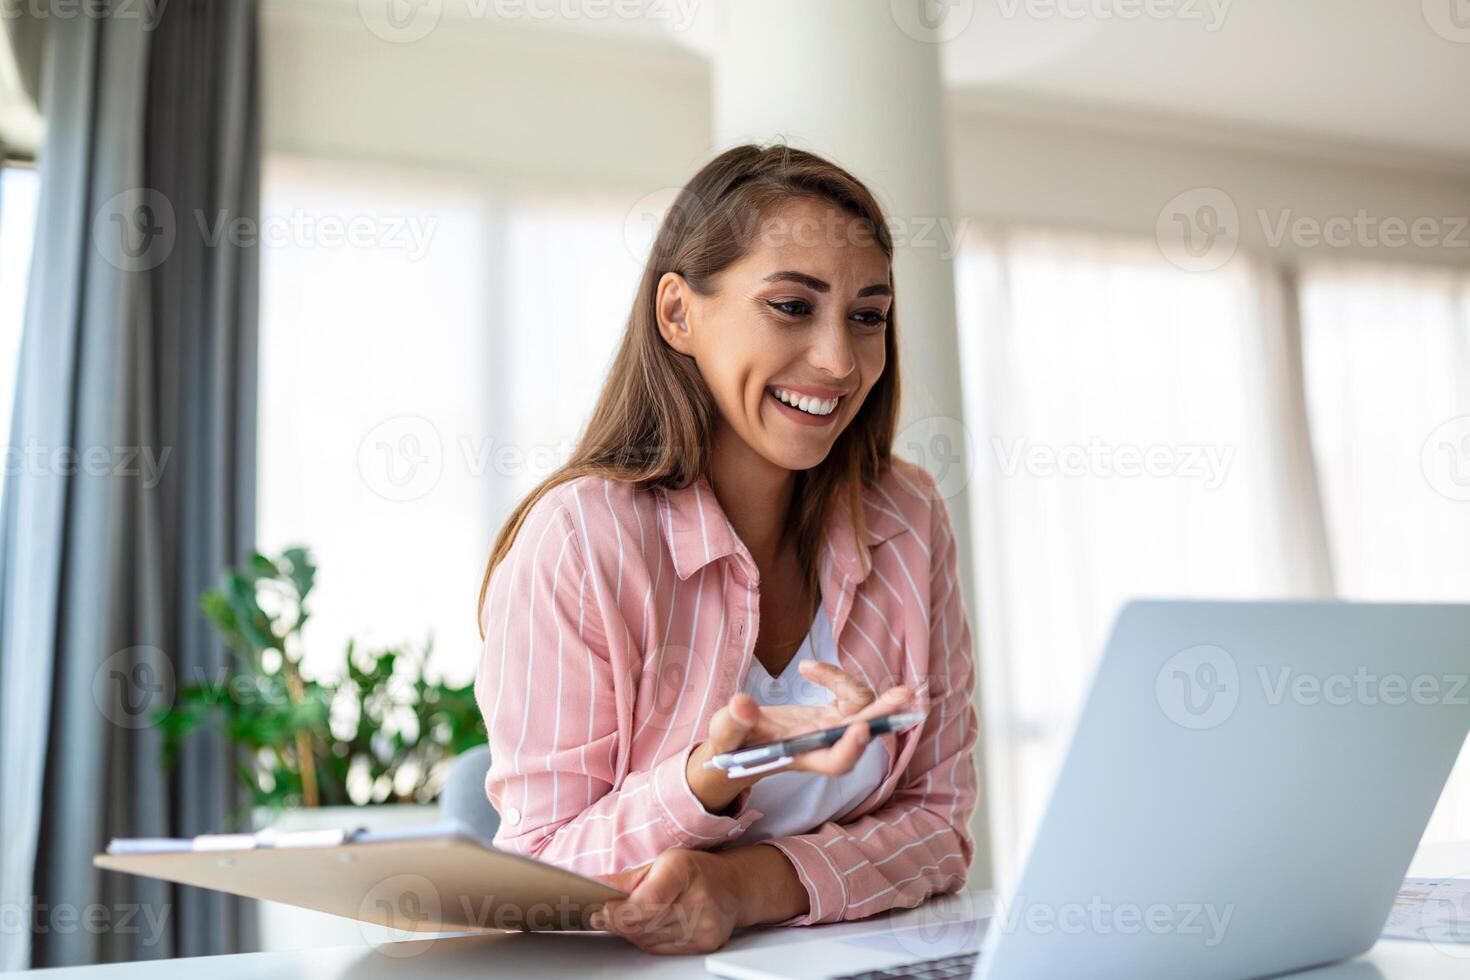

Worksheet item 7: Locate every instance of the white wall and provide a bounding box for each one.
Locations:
[262,5,712,191]
[263,10,1470,270]
[948,93,1470,269]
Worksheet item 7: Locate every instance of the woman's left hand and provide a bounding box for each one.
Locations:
[595,843,810,954]
[593,848,743,954]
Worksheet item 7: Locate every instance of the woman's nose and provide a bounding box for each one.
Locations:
[809,316,856,379]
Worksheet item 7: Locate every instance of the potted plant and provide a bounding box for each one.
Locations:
[156,547,487,950]
[157,546,486,831]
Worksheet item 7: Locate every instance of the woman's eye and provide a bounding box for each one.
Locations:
[768,299,811,318]
[852,309,889,329]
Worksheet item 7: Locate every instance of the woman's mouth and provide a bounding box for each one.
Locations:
[766,386,842,426]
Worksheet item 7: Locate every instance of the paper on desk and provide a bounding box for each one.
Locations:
[1382,877,1470,944]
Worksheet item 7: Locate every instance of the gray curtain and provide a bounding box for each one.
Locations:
[0,0,260,969]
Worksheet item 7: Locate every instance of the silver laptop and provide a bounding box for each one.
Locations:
[706,599,1470,980]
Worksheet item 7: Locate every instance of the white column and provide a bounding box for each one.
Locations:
[708,0,991,887]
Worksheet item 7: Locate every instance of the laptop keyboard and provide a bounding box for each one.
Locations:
[834,950,979,979]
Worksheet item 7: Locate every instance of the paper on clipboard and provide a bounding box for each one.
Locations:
[1382,877,1470,945]
[94,821,624,934]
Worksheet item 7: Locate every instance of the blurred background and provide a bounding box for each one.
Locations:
[1,0,1468,969]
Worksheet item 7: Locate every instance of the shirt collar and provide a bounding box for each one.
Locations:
[657,472,909,584]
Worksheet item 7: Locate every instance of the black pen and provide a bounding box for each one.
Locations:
[702,711,927,777]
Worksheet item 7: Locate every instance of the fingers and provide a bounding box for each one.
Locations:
[796,718,871,775]
[593,852,703,950]
[596,862,652,895]
[704,692,761,755]
[853,684,914,721]
[798,660,875,713]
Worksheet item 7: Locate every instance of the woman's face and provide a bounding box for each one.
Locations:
[657,196,891,473]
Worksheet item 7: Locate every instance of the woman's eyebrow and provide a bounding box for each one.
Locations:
[763,270,893,298]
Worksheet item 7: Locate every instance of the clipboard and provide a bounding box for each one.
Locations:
[93,821,625,934]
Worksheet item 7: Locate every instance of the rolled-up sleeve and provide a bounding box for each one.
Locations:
[475,493,764,877]
[760,480,980,924]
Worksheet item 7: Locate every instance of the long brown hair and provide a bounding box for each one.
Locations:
[477,142,900,635]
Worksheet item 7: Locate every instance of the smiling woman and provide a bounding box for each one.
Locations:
[474,143,979,955]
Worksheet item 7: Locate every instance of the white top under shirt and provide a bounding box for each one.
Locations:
[736,605,890,843]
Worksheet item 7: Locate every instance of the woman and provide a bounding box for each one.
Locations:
[474,143,978,955]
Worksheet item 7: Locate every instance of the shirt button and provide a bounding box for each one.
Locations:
[504,807,522,826]
[736,621,745,637]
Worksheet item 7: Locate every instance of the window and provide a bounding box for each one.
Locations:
[0,164,39,508]
[1299,260,1470,842]
[956,230,1470,884]
[257,158,636,684]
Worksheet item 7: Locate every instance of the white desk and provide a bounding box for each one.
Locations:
[8,843,1469,979]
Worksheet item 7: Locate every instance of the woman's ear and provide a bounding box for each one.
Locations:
[655,272,697,356]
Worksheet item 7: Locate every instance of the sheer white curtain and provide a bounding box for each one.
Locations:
[955,229,1333,886]
[258,160,635,683]
[1299,260,1470,841]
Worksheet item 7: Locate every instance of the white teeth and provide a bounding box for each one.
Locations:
[772,387,838,416]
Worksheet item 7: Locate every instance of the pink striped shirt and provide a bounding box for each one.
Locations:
[474,458,979,925]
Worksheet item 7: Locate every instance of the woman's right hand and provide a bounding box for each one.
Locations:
[685,660,913,814]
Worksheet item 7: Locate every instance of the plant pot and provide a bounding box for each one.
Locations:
[251,803,440,952]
